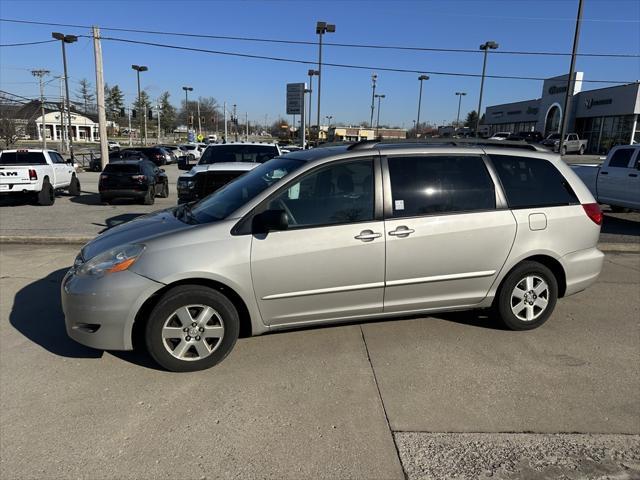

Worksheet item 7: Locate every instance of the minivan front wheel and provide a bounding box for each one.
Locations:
[496,261,558,330]
[145,285,239,372]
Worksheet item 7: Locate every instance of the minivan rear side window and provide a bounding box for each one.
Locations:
[387,155,496,218]
[490,155,578,209]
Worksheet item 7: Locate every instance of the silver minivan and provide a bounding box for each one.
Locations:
[62,142,604,371]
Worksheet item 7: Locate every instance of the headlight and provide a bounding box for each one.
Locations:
[77,244,145,277]
[178,179,195,190]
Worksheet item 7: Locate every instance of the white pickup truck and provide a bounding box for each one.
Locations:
[542,133,588,155]
[571,144,639,212]
[0,149,81,205]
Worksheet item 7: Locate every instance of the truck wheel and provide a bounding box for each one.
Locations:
[579,145,585,155]
[142,185,155,205]
[495,261,558,331]
[68,175,81,196]
[37,179,55,206]
[561,146,567,155]
[145,285,240,372]
[158,181,169,198]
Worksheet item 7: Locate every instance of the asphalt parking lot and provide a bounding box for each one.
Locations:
[0,244,638,479]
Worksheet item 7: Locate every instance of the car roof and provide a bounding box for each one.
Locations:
[206,142,278,147]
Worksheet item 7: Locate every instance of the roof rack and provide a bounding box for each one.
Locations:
[347,137,544,152]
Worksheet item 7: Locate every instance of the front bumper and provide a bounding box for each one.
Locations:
[562,247,605,297]
[61,268,164,350]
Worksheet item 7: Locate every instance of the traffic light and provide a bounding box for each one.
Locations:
[119,108,125,117]
[132,109,137,118]
[148,109,153,120]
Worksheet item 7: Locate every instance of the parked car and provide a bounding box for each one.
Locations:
[159,145,184,163]
[0,149,80,205]
[570,144,639,211]
[178,144,202,161]
[99,159,168,205]
[89,150,150,172]
[107,140,121,151]
[207,134,218,143]
[543,133,588,155]
[121,147,171,166]
[177,142,281,203]
[488,132,512,141]
[63,141,604,372]
[507,132,543,143]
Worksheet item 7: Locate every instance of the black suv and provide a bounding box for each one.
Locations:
[99,160,169,205]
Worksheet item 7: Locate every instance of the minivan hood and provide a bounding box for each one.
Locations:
[81,209,189,260]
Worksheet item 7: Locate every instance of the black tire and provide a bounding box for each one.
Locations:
[561,146,567,155]
[157,180,169,198]
[142,185,155,205]
[495,261,558,331]
[145,285,240,372]
[37,179,55,206]
[100,194,110,204]
[68,175,81,196]
[578,145,585,155]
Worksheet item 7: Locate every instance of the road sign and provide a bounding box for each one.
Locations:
[286,83,305,115]
[197,133,204,142]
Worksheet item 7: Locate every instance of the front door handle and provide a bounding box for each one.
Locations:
[388,226,415,237]
[354,230,382,242]
[629,173,638,177]
[600,171,609,175]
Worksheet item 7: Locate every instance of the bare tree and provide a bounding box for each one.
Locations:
[0,117,18,148]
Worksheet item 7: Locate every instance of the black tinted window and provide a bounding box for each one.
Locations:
[199,145,279,165]
[490,155,578,208]
[0,151,47,165]
[609,148,634,168]
[388,156,495,217]
[267,159,374,228]
[104,163,140,173]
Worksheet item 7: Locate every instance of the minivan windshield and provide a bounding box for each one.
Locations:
[198,145,279,165]
[178,157,305,224]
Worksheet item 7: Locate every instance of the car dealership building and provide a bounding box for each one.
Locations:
[483,73,640,154]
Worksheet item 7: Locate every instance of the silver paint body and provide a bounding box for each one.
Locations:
[62,145,604,350]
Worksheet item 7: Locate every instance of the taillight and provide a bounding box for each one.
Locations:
[582,203,602,225]
[155,154,163,159]
[99,174,107,184]
[28,169,37,181]
[131,175,146,182]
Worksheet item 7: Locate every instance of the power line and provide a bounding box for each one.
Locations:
[1,17,638,58]
[95,35,637,85]
[0,39,57,47]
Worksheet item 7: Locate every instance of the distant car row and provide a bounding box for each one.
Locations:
[488,131,589,155]
[90,143,209,171]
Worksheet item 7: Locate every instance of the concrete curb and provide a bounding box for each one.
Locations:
[1,235,638,253]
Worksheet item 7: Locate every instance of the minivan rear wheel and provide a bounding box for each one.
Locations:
[496,261,558,330]
[145,285,240,372]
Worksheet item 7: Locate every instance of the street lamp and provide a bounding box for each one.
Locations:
[476,40,498,137]
[374,94,385,137]
[132,65,148,145]
[416,74,429,138]
[315,21,336,145]
[325,115,333,129]
[182,86,193,139]
[52,32,77,159]
[307,69,319,143]
[455,92,467,129]
[369,73,378,128]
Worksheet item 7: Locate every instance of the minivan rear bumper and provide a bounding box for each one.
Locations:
[562,247,605,297]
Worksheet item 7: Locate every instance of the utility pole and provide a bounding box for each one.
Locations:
[92,26,109,170]
[370,73,377,128]
[559,0,584,155]
[197,99,202,136]
[245,112,249,140]
[223,102,228,141]
[31,69,49,149]
[128,108,132,146]
[157,104,161,144]
[233,104,238,142]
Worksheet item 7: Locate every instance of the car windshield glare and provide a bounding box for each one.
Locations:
[198,145,279,165]
[185,157,305,224]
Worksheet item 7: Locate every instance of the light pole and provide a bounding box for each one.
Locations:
[156,104,161,144]
[132,65,148,145]
[182,86,193,140]
[455,92,467,129]
[369,73,377,128]
[315,21,335,145]
[307,69,318,143]
[374,94,385,137]
[416,74,429,138]
[233,104,238,141]
[476,41,498,137]
[325,115,333,130]
[52,32,77,160]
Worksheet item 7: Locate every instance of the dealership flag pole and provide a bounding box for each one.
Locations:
[559,0,584,155]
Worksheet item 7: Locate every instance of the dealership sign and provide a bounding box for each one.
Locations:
[584,97,613,109]
[286,83,305,115]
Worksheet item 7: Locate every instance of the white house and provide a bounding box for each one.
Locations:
[35,110,100,143]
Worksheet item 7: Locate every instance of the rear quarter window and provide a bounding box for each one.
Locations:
[490,155,578,209]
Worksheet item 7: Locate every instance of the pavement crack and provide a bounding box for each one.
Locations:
[359,325,408,480]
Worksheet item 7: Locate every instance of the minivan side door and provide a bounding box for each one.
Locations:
[250,157,386,326]
[599,147,639,209]
[382,154,517,313]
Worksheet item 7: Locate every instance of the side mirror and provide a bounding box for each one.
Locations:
[252,209,288,234]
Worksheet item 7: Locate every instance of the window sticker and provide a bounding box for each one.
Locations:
[395,199,405,210]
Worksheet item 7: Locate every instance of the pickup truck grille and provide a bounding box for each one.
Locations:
[194,171,245,198]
